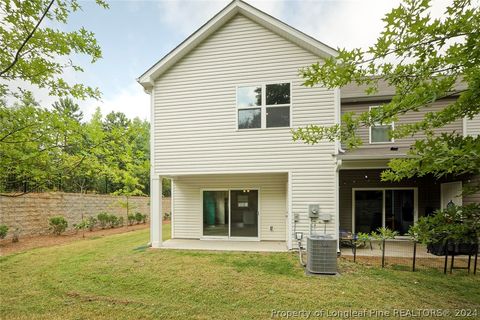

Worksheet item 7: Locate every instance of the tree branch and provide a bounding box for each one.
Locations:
[0,0,56,77]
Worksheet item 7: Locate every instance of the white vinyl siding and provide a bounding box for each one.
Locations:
[466,114,480,137]
[152,14,337,247]
[173,173,287,240]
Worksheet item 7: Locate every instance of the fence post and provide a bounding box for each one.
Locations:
[353,239,356,263]
[474,244,478,275]
[381,239,385,268]
[412,241,417,272]
[444,241,448,274]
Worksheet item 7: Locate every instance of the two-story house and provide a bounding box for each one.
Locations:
[138,0,479,250]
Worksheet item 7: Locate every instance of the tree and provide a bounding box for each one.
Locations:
[293,0,480,189]
[0,0,108,99]
[0,102,151,196]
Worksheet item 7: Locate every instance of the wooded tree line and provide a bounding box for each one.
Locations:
[0,93,163,196]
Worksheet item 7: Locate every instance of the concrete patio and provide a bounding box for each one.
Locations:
[160,239,288,252]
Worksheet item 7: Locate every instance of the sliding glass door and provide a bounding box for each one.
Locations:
[202,189,258,238]
[354,189,415,235]
[230,190,258,238]
[203,191,229,237]
[385,190,414,235]
[354,190,383,234]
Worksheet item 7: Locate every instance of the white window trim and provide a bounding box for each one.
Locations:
[351,187,418,236]
[369,105,395,144]
[236,81,292,130]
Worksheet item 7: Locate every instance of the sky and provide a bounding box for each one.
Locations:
[35,0,405,121]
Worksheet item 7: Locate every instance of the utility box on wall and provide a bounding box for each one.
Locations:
[308,204,320,219]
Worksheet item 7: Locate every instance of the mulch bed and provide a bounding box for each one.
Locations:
[0,223,160,256]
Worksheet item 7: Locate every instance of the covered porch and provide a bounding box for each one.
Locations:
[150,172,290,248]
[338,162,463,236]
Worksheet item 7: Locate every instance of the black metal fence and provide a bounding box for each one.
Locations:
[340,238,478,274]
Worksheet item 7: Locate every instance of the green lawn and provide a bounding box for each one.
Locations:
[1,224,479,320]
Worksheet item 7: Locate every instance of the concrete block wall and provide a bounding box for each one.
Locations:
[0,193,171,238]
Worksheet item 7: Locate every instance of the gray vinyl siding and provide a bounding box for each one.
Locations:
[466,115,480,137]
[463,175,480,205]
[172,173,287,240]
[152,14,337,246]
[341,99,463,157]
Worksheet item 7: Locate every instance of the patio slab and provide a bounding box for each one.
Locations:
[160,239,288,252]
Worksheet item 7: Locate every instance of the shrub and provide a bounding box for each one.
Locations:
[87,216,97,231]
[371,227,399,241]
[74,217,97,232]
[141,214,147,224]
[409,203,480,245]
[97,212,110,229]
[117,216,124,227]
[135,212,143,224]
[0,225,8,239]
[49,216,68,235]
[108,215,119,228]
[127,213,136,226]
[163,212,171,220]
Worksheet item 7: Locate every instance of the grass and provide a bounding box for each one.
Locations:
[1,225,479,320]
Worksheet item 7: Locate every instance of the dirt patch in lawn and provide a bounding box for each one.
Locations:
[0,223,157,256]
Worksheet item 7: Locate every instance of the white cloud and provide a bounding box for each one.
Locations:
[157,0,286,36]
[81,82,150,121]
[284,0,399,50]
[154,0,398,51]
[157,0,229,35]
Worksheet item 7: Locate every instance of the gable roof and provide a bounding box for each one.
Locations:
[137,0,337,91]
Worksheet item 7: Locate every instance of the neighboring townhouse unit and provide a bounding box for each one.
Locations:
[339,83,479,237]
[138,0,479,250]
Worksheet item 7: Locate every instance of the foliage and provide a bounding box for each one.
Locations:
[0,224,8,239]
[108,215,118,228]
[127,213,136,226]
[293,0,480,187]
[0,99,150,196]
[117,216,124,227]
[49,216,68,235]
[97,212,109,229]
[370,227,399,241]
[0,0,108,99]
[355,232,371,242]
[87,216,97,231]
[408,203,480,245]
[97,212,123,229]
[74,216,97,232]
[135,212,145,224]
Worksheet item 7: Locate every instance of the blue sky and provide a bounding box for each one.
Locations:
[49,0,405,120]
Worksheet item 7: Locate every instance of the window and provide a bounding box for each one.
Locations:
[369,106,394,143]
[237,82,290,129]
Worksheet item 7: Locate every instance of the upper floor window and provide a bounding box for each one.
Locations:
[369,106,394,143]
[237,83,290,130]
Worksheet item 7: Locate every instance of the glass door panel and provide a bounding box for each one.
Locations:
[355,190,383,233]
[385,190,414,235]
[203,191,229,237]
[230,190,258,238]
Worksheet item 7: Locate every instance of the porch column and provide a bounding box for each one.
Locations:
[150,175,162,248]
